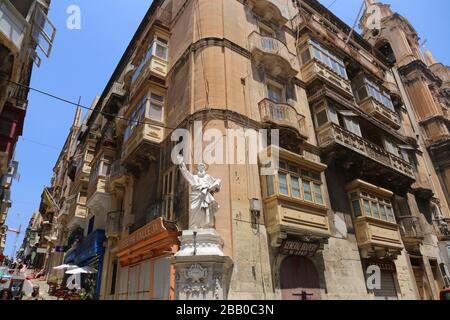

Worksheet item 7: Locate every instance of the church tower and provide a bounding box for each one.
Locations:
[360,0,450,206]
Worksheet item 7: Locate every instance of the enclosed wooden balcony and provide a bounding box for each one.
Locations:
[67,195,88,221]
[301,59,353,98]
[357,97,400,130]
[259,98,307,138]
[0,0,28,53]
[260,146,330,248]
[248,32,299,79]
[122,122,163,166]
[317,123,415,190]
[398,216,424,245]
[347,180,403,259]
[87,176,110,214]
[246,0,288,27]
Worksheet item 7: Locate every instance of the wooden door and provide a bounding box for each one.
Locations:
[280,256,321,300]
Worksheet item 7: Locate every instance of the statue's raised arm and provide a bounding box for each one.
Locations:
[177,155,196,187]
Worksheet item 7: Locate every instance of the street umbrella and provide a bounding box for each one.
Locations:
[53,264,78,270]
[65,266,97,274]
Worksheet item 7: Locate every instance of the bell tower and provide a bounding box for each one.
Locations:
[361,1,450,209]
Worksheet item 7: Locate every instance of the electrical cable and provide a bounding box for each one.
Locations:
[2,77,177,131]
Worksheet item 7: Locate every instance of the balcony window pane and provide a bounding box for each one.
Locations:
[303,181,312,201]
[313,47,321,60]
[266,175,274,196]
[278,173,289,195]
[316,109,328,127]
[267,84,283,103]
[364,200,371,217]
[301,49,311,65]
[352,200,362,217]
[313,183,324,205]
[149,103,163,122]
[331,59,339,74]
[371,202,380,219]
[291,177,301,198]
[328,106,339,125]
[357,86,368,101]
[386,206,395,222]
[380,205,387,221]
[343,117,362,137]
[155,43,168,60]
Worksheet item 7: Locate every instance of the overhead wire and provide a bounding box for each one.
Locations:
[2,77,177,131]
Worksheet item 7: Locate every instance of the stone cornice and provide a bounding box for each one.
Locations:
[398,60,443,86]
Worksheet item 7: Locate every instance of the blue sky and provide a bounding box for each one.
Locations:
[3,0,449,257]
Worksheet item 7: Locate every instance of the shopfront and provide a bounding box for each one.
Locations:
[64,229,106,298]
[363,259,399,300]
[115,218,179,300]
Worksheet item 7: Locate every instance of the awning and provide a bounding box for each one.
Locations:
[53,264,77,270]
[65,266,97,275]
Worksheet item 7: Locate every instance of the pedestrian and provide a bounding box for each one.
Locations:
[0,288,12,300]
[26,285,44,300]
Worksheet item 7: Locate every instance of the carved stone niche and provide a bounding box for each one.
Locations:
[171,255,233,300]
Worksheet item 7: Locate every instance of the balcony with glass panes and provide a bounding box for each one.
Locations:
[87,154,113,213]
[298,39,353,98]
[260,146,330,246]
[130,36,169,97]
[351,73,400,130]
[347,179,403,259]
[67,190,88,221]
[122,92,165,165]
[313,100,416,191]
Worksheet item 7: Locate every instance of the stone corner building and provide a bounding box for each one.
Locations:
[38,0,449,300]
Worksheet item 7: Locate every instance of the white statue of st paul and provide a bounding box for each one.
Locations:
[177,155,221,230]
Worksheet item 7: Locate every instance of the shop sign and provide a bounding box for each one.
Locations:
[118,218,166,252]
[280,239,320,257]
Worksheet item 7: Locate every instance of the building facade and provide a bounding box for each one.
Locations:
[38,0,449,300]
[0,0,55,252]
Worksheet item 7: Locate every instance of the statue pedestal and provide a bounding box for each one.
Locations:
[171,229,233,300]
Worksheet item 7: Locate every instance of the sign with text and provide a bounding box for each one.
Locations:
[280,239,320,257]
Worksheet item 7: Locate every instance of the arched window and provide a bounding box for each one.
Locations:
[375,40,397,65]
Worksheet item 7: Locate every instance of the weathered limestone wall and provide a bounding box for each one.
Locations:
[322,236,370,299]
[394,251,420,300]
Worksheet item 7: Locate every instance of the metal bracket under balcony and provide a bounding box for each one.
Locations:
[259,98,307,140]
[248,32,299,79]
[318,123,416,193]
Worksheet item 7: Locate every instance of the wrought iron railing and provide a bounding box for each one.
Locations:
[248,32,299,71]
[398,216,424,239]
[318,123,415,178]
[259,98,306,137]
